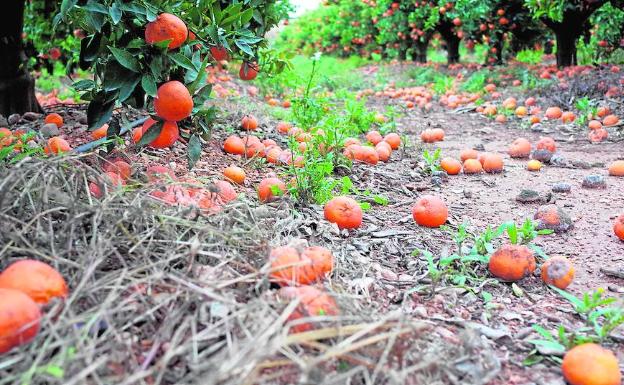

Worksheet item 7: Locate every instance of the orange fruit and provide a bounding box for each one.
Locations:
[412,195,448,228]
[0,288,41,354]
[562,343,621,385]
[257,177,286,203]
[588,128,608,143]
[154,81,193,121]
[353,145,379,165]
[545,106,562,119]
[241,115,258,130]
[515,106,528,117]
[44,136,71,155]
[440,157,462,175]
[561,111,576,123]
[90,124,109,140]
[324,196,363,230]
[527,159,542,171]
[602,114,619,126]
[366,130,383,145]
[597,106,611,118]
[495,114,507,123]
[489,244,536,281]
[608,160,624,176]
[103,160,132,180]
[135,118,179,148]
[223,135,245,155]
[614,214,624,241]
[383,133,401,150]
[375,142,392,162]
[223,166,246,184]
[265,147,282,164]
[239,62,258,81]
[482,153,504,173]
[276,121,293,134]
[44,113,63,128]
[278,286,339,333]
[541,256,574,289]
[0,259,68,305]
[145,13,188,50]
[460,149,479,162]
[145,165,175,182]
[508,138,531,158]
[588,120,602,130]
[269,245,334,286]
[536,137,556,153]
[463,158,483,174]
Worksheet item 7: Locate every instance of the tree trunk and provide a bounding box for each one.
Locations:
[554,29,578,67]
[0,0,41,116]
[398,48,407,61]
[437,20,460,64]
[412,37,429,63]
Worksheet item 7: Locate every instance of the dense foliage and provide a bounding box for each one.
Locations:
[279,0,624,66]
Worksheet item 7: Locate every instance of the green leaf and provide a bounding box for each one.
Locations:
[45,365,65,378]
[141,74,157,97]
[170,53,196,72]
[109,2,122,24]
[87,92,117,130]
[108,46,141,72]
[73,79,95,91]
[137,120,164,147]
[187,135,202,169]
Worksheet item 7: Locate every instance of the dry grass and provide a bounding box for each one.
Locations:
[0,156,500,385]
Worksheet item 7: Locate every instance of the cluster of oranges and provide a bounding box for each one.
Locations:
[0,260,68,354]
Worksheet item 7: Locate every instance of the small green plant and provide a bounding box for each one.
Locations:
[574,96,598,127]
[515,49,544,65]
[525,288,624,365]
[460,70,489,93]
[422,148,442,174]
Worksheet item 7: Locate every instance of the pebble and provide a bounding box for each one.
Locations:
[516,189,542,204]
[40,123,60,138]
[474,143,485,151]
[549,154,570,167]
[430,176,443,186]
[552,183,571,193]
[0,115,8,127]
[432,170,448,179]
[582,174,606,189]
[8,114,20,125]
[571,160,591,169]
[530,123,544,132]
[76,113,88,125]
[531,149,553,163]
[22,111,41,121]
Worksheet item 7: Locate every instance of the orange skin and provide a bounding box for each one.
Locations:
[375,142,392,162]
[244,141,265,159]
[541,256,574,289]
[154,81,193,121]
[269,245,334,286]
[440,157,462,175]
[508,138,531,158]
[265,147,282,164]
[495,114,507,123]
[602,114,619,126]
[529,116,541,124]
[488,244,536,281]
[223,135,245,155]
[0,288,41,354]
[276,121,293,135]
[257,177,286,203]
[324,196,363,230]
[262,139,277,148]
[545,106,562,119]
[223,166,246,185]
[460,149,479,162]
[241,115,258,130]
[239,62,258,81]
[515,106,528,117]
[90,124,109,140]
[214,180,237,204]
[146,165,175,183]
[353,146,379,165]
[383,133,401,150]
[463,158,483,174]
[608,161,624,176]
[210,46,228,61]
[412,195,448,228]
[44,113,63,128]
[282,100,291,108]
[366,131,383,145]
[482,153,504,173]
[614,214,624,241]
[278,286,339,333]
[597,106,611,118]
[136,118,179,149]
[588,120,603,130]
[44,137,71,155]
[561,111,576,123]
[527,159,542,171]
[524,97,536,106]
[103,160,132,180]
[145,13,188,49]
[0,260,68,305]
[102,171,125,188]
[562,344,621,385]
[588,128,608,143]
[536,137,556,153]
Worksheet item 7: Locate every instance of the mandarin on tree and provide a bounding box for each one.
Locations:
[154,81,193,122]
[144,13,188,50]
[135,118,179,149]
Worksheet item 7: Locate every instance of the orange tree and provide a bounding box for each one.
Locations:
[525,0,624,66]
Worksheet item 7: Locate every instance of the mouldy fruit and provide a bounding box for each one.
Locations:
[257,177,286,203]
[534,204,573,233]
[0,288,41,354]
[541,256,574,289]
[561,343,621,385]
[278,285,339,333]
[412,195,448,228]
[488,244,536,281]
[0,259,68,305]
[324,196,363,230]
[269,244,334,286]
